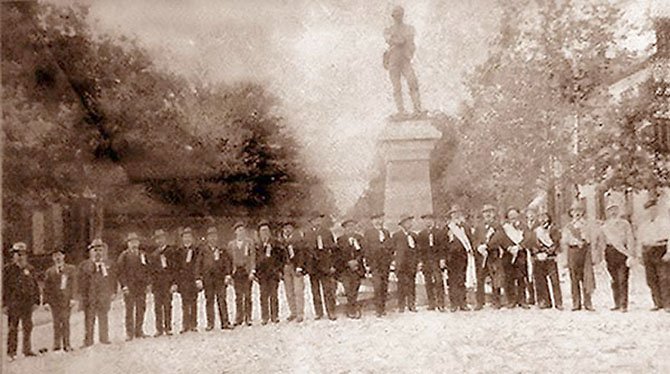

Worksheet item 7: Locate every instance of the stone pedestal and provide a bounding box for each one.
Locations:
[380,119,442,229]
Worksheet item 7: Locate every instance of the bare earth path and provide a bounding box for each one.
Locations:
[3,265,670,373]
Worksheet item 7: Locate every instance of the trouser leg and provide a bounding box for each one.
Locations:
[98,307,109,343]
[295,275,305,319]
[260,278,269,322]
[154,291,165,334]
[569,247,585,309]
[547,261,563,308]
[284,265,296,317]
[84,305,95,346]
[401,61,422,112]
[310,275,324,318]
[124,294,134,338]
[534,261,550,307]
[51,307,62,349]
[215,284,229,326]
[21,308,33,354]
[204,284,215,327]
[270,278,279,321]
[424,269,436,309]
[181,293,191,330]
[323,276,337,317]
[135,293,146,336]
[244,279,252,323]
[7,309,19,356]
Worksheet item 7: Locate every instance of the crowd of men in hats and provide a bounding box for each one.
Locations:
[3,198,670,360]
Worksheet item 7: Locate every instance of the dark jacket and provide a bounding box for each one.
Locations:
[116,248,151,292]
[417,227,447,266]
[489,224,530,269]
[227,238,256,277]
[392,229,419,274]
[195,244,233,283]
[3,263,40,310]
[279,231,306,271]
[472,221,504,261]
[303,226,337,276]
[446,223,475,265]
[175,245,199,295]
[78,259,115,310]
[255,238,285,280]
[44,263,78,307]
[363,227,393,274]
[335,233,366,277]
[148,245,177,293]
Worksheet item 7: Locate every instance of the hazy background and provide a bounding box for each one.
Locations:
[50,0,658,212]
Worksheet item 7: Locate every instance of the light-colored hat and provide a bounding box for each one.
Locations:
[232,221,245,231]
[126,232,140,243]
[447,205,463,216]
[481,204,496,213]
[341,218,357,228]
[206,227,218,235]
[152,229,167,239]
[181,227,193,236]
[10,242,27,253]
[87,238,106,250]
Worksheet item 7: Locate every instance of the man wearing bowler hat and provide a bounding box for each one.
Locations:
[176,227,200,332]
[44,248,78,351]
[279,219,306,322]
[3,242,40,359]
[228,221,257,326]
[418,213,447,311]
[600,201,636,312]
[473,204,504,310]
[336,218,366,319]
[196,226,233,330]
[364,213,393,317]
[304,211,338,321]
[446,205,476,312]
[149,229,177,337]
[392,214,419,313]
[117,232,150,340]
[79,239,114,347]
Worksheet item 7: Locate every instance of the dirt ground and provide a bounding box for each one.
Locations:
[2,264,669,373]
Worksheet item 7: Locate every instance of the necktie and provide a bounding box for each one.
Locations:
[317,235,324,250]
[429,233,434,247]
[379,230,385,242]
[407,234,416,249]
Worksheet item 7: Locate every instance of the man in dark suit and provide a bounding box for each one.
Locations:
[472,204,504,310]
[116,232,150,340]
[196,226,233,331]
[176,227,200,332]
[336,218,366,319]
[418,213,446,311]
[304,212,338,321]
[149,229,176,337]
[228,221,257,326]
[44,249,77,351]
[490,207,531,309]
[393,214,419,313]
[279,220,306,322]
[364,213,393,317]
[256,221,284,325]
[523,207,540,305]
[3,242,40,360]
[79,239,114,347]
[446,205,475,312]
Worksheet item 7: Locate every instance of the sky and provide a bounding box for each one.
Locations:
[48,0,663,212]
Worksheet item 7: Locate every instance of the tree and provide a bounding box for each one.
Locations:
[440,0,637,217]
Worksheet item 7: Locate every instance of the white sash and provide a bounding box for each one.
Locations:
[449,223,476,288]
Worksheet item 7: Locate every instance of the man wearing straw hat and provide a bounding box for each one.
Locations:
[3,242,40,360]
[79,239,114,347]
[148,229,177,337]
[600,200,636,312]
[279,219,306,323]
[392,214,419,313]
[560,200,598,311]
[117,232,151,340]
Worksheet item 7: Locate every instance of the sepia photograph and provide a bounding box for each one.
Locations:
[1,0,670,372]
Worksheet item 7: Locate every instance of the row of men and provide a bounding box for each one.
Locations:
[4,199,670,359]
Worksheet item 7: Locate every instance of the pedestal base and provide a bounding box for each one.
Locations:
[380,119,442,229]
